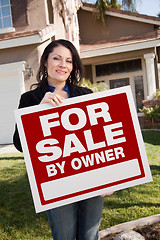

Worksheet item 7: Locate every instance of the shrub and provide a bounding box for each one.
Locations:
[154,89,160,99]
[139,105,160,125]
[80,79,108,92]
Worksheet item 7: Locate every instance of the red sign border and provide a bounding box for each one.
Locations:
[15,86,152,213]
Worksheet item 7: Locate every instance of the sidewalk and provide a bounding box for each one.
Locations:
[0,144,19,155]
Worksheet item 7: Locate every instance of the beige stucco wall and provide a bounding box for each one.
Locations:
[78,9,155,44]
[15,0,48,33]
[0,39,52,91]
[0,45,38,91]
[24,39,52,91]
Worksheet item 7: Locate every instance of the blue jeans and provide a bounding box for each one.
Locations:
[46,196,104,240]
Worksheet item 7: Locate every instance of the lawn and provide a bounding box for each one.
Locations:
[101,130,160,229]
[0,130,160,239]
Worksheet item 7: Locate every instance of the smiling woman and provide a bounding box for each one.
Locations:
[45,45,73,88]
[13,39,107,240]
[41,45,73,102]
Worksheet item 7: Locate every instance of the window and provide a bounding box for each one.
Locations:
[0,0,13,30]
[96,59,142,77]
[109,78,130,89]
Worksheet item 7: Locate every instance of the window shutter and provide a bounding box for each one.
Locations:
[11,0,28,27]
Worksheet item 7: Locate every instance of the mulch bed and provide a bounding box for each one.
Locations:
[101,222,160,240]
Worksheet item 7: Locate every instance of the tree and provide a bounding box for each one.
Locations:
[94,0,137,10]
[93,0,137,24]
[122,0,137,11]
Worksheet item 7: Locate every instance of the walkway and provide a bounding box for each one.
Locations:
[0,144,19,155]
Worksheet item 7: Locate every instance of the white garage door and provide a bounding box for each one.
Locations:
[0,61,25,144]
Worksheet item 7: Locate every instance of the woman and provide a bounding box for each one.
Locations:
[13,39,104,240]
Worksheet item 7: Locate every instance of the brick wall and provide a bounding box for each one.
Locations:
[142,99,160,108]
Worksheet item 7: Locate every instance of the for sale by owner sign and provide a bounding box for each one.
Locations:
[15,86,152,213]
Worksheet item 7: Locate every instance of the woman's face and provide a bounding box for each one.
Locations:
[45,45,73,86]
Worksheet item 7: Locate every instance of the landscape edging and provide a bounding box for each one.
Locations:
[99,214,160,239]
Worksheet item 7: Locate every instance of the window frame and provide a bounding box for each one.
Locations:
[0,0,15,34]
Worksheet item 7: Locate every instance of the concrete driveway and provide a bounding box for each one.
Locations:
[0,144,19,155]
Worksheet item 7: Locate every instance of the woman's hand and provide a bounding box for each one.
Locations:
[101,192,114,197]
[40,92,64,106]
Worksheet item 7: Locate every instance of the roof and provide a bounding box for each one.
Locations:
[81,3,160,26]
[80,29,160,59]
[0,29,41,41]
[0,25,55,49]
[0,25,55,41]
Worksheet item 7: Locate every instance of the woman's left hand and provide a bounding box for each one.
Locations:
[101,192,114,197]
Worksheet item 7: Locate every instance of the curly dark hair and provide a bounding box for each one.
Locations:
[36,39,84,87]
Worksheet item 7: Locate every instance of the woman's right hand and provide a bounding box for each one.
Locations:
[40,92,64,106]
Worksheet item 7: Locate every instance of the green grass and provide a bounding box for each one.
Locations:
[101,130,160,230]
[0,130,160,239]
[0,154,52,240]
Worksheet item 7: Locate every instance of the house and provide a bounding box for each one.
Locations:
[0,1,160,144]
[78,3,160,113]
[0,0,81,144]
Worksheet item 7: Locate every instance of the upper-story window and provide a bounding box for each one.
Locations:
[0,0,13,32]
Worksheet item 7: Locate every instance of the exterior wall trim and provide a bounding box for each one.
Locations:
[80,39,160,59]
[0,30,56,50]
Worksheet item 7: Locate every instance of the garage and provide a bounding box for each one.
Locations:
[0,61,25,144]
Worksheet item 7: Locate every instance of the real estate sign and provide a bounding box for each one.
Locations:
[15,86,152,213]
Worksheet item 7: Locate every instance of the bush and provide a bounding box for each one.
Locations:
[154,89,160,99]
[80,79,108,92]
[139,105,160,125]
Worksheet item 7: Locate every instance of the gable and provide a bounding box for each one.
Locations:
[78,8,156,44]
